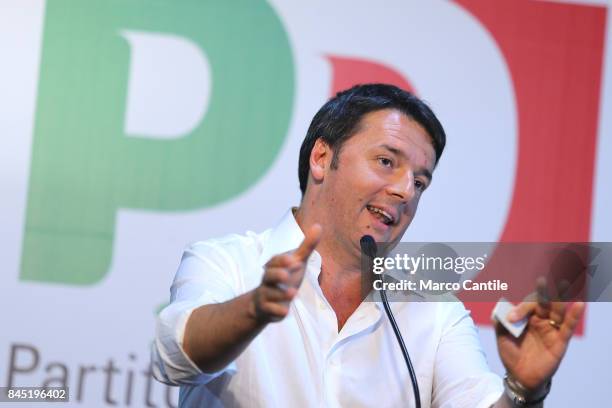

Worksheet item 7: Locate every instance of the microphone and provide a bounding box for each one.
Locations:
[360,235,378,259]
[360,235,421,408]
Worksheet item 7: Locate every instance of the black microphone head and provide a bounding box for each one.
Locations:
[360,235,377,258]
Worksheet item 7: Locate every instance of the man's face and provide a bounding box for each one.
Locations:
[317,109,436,256]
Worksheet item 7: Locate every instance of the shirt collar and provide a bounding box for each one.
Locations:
[258,208,321,269]
[259,208,382,309]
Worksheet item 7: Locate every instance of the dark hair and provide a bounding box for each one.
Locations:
[298,83,446,194]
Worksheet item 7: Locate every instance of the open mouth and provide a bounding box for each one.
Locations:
[366,205,395,226]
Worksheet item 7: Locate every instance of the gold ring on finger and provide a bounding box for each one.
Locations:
[548,319,561,330]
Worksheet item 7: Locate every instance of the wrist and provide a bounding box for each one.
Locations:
[247,288,273,325]
[247,289,264,323]
[503,373,551,406]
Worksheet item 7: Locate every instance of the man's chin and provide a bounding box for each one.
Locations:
[358,230,393,244]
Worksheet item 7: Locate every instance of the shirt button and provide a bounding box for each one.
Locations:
[318,301,325,310]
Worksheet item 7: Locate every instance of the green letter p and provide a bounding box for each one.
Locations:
[20,0,294,285]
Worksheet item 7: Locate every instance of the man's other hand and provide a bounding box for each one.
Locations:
[496,277,585,393]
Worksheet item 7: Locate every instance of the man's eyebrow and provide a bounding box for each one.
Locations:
[417,168,433,183]
[379,144,403,157]
[378,144,433,182]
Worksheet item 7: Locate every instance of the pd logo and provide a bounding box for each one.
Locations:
[20,0,294,285]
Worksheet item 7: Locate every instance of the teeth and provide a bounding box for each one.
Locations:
[367,205,393,225]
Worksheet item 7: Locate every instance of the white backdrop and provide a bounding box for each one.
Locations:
[1,0,611,406]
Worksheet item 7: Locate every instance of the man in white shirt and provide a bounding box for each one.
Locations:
[153,84,584,407]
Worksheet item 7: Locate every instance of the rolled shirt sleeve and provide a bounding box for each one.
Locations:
[152,242,241,386]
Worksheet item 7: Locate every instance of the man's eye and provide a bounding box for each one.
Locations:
[415,180,426,192]
[378,157,393,167]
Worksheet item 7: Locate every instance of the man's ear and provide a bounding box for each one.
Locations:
[309,138,332,183]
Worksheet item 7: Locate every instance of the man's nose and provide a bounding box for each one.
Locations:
[386,171,415,202]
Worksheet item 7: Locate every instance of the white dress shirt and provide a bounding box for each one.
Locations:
[152,210,503,407]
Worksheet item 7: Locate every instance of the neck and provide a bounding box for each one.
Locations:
[295,203,362,276]
[295,203,367,331]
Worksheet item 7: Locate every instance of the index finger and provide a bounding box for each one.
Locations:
[535,276,553,319]
[293,224,322,261]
